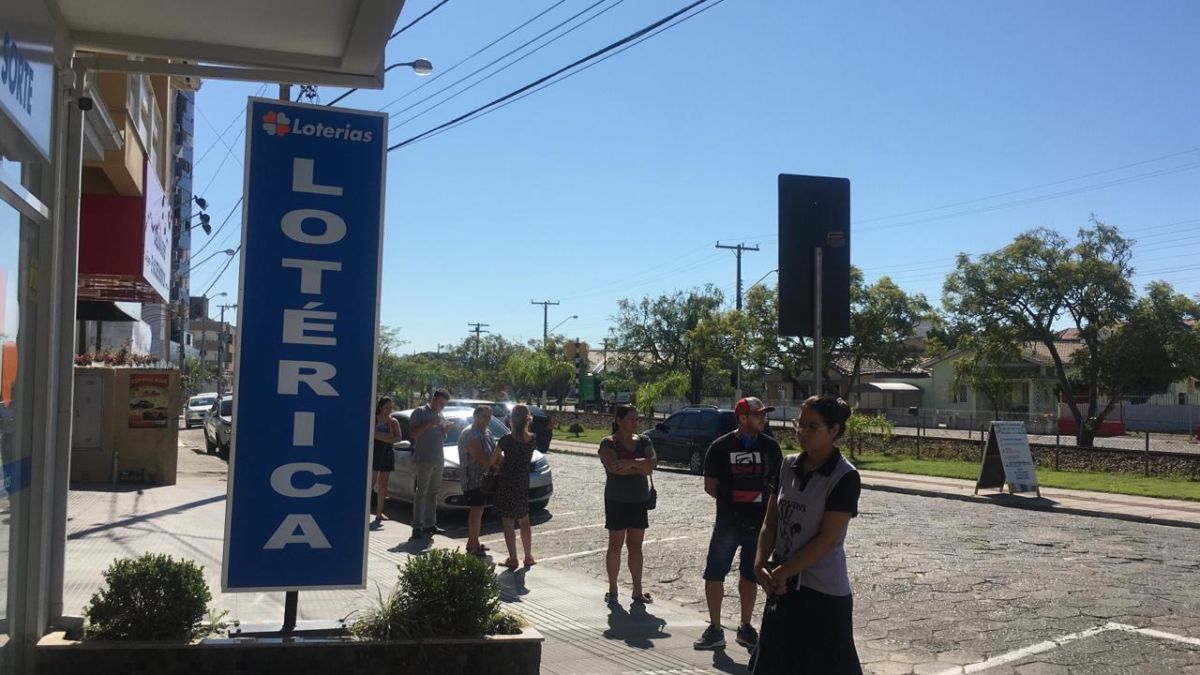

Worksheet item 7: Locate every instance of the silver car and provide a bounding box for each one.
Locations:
[386,407,553,511]
[203,395,232,457]
[185,393,218,428]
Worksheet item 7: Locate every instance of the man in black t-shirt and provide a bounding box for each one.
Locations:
[694,397,783,652]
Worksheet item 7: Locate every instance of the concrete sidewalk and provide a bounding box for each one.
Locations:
[64,468,748,674]
[551,439,1200,530]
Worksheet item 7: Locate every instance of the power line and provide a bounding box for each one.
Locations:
[388,0,722,152]
[858,160,1200,234]
[377,0,572,113]
[199,244,241,297]
[390,0,452,39]
[386,0,623,132]
[401,0,728,149]
[855,147,1200,227]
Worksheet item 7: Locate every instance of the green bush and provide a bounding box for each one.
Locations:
[84,553,212,641]
[568,422,585,437]
[843,412,894,457]
[353,549,521,641]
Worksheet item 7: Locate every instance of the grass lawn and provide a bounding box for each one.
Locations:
[850,452,1200,502]
[556,426,610,445]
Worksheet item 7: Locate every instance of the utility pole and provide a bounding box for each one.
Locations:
[467,322,490,370]
[217,303,237,396]
[530,300,560,345]
[716,242,759,399]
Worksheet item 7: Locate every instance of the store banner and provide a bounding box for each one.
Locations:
[223,99,386,592]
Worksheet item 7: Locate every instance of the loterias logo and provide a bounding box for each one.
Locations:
[260,110,373,143]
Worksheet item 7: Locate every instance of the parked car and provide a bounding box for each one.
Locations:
[488,401,554,453]
[203,395,233,457]
[643,405,776,475]
[185,393,218,429]
[387,406,554,511]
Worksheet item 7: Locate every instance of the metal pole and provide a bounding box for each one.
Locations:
[813,247,823,398]
[282,591,298,633]
[1144,430,1150,477]
[278,81,299,633]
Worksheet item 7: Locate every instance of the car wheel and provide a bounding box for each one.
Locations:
[205,430,216,454]
[689,449,704,475]
[530,500,550,512]
[218,443,229,460]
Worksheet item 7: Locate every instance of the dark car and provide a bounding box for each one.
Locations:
[643,405,775,475]
[450,399,554,453]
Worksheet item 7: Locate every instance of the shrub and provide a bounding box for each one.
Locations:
[353,549,520,641]
[84,553,212,641]
[843,412,893,457]
[568,422,585,437]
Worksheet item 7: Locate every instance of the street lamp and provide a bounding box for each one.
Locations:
[326,59,434,107]
[549,315,578,334]
[189,248,235,270]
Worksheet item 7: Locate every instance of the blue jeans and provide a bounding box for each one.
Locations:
[703,516,760,583]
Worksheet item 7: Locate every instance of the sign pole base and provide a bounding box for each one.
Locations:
[283,591,298,633]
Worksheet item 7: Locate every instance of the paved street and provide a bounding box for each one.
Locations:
[62,428,1200,674]
[533,446,1200,674]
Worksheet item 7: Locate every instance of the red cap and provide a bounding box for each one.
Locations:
[734,397,775,416]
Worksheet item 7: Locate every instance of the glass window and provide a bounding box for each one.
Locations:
[0,187,38,649]
[678,412,700,431]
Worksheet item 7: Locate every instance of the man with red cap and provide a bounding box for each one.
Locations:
[693,396,783,652]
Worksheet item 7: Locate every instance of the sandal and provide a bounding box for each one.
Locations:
[604,591,618,604]
[631,592,652,604]
[524,557,537,567]
[500,558,519,570]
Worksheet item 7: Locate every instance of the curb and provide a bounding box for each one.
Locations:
[550,445,1200,531]
[860,482,1200,531]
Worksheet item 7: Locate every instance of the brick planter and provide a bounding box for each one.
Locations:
[36,628,543,675]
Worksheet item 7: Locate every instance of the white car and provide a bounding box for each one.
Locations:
[185,393,218,429]
[386,407,554,511]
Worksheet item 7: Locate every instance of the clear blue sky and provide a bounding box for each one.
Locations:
[189,0,1200,353]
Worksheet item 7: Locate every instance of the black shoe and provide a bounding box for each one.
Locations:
[425,526,447,536]
[735,623,758,649]
[693,625,726,650]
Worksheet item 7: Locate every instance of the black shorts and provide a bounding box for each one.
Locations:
[372,442,395,472]
[605,499,649,531]
[462,488,488,507]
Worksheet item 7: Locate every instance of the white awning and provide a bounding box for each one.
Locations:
[851,382,923,393]
[56,0,408,88]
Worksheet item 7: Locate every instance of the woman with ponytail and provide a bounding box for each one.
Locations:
[494,404,538,569]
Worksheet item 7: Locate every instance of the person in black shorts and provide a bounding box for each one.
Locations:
[371,396,400,527]
[598,404,656,605]
[694,397,783,652]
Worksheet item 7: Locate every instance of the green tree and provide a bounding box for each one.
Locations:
[611,285,731,403]
[942,220,1198,446]
[375,326,408,399]
[634,371,689,414]
[843,275,931,391]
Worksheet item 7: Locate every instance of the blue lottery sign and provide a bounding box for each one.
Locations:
[223,98,386,591]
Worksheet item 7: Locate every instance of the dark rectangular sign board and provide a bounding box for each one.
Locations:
[777,174,851,337]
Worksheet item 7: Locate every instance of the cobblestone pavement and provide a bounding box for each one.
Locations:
[162,429,1199,673]
[529,448,1200,674]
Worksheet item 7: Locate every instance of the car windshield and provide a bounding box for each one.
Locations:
[191,397,216,407]
[442,416,510,446]
[219,400,232,416]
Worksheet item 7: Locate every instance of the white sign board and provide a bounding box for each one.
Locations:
[991,420,1039,494]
